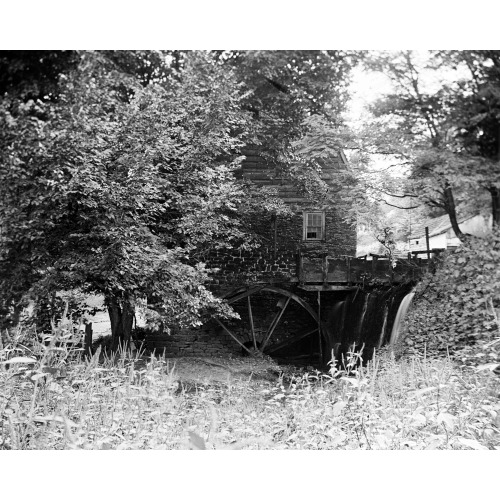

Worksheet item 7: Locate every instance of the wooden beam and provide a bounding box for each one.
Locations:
[317,291,323,361]
[298,285,356,291]
[247,296,257,350]
[260,296,291,351]
[260,286,319,323]
[226,285,267,304]
[214,318,252,354]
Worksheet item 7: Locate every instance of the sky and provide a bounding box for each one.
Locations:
[345,65,393,127]
[345,50,471,128]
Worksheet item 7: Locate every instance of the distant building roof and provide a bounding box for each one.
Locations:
[410,214,472,239]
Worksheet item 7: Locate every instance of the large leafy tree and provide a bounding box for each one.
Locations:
[216,51,355,189]
[0,51,256,346]
[436,50,500,225]
[358,50,500,239]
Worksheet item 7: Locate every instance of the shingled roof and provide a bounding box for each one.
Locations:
[410,214,471,239]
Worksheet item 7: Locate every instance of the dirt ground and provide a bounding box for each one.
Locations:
[159,355,292,387]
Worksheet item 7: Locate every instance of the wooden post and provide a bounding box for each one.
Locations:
[425,226,431,261]
[322,253,328,284]
[84,322,93,357]
[272,214,277,258]
[297,249,303,283]
[317,291,323,363]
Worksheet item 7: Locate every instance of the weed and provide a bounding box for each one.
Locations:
[1,322,500,449]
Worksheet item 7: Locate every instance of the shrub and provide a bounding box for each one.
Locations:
[399,227,500,365]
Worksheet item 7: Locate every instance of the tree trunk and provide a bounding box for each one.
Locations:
[107,295,135,351]
[493,123,500,226]
[490,186,500,226]
[443,185,466,241]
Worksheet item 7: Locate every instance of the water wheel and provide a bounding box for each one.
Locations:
[214,285,322,358]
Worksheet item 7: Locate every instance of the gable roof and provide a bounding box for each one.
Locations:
[410,213,471,239]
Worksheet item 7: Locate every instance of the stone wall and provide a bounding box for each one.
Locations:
[143,325,241,357]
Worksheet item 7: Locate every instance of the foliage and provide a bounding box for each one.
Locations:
[357,50,500,231]
[0,51,255,341]
[290,114,357,214]
[0,50,80,102]
[217,51,355,197]
[2,332,499,450]
[1,50,356,347]
[398,228,500,364]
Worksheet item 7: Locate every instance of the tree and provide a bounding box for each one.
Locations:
[434,50,500,225]
[215,51,355,191]
[1,50,357,348]
[0,51,255,346]
[358,51,500,238]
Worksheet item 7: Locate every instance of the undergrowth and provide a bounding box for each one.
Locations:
[399,228,500,366]
[2,321,500,450]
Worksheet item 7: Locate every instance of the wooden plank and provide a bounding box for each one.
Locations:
[298,285,356,291]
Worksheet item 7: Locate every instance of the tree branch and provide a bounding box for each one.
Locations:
[265,77,289,94]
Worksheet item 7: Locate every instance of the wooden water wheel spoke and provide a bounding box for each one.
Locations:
[224,285,267,303]
[213,317,253,354]
[247,295,257,349]
[260,296,291,351]
[215,286,320,359]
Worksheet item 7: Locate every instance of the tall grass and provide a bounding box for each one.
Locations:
[2,321,500,449]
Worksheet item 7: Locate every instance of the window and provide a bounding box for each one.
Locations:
[303,212,325,241]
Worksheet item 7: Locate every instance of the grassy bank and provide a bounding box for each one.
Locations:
[2,327,499,450]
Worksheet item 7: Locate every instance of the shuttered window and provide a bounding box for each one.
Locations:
[303,212,325,240]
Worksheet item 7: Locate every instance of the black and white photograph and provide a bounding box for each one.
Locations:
[0,2,498,498]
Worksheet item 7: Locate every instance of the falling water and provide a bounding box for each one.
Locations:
[389,291,416,346]
[357,294,370,340]
[377,304,389,349]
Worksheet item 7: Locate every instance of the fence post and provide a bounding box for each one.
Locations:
[84,322,93,357]
[425,226,431,261]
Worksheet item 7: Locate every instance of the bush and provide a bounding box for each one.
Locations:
[399,227,500,365]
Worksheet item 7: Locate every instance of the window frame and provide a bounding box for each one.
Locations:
[303,211,326,241]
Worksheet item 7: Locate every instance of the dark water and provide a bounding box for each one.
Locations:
[321,285,414,368]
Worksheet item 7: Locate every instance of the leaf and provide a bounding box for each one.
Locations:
[455,437,488,450]
[332,401,347,416]
[412,386,438,396]
[47,382,63,394]
[188,431,206,450]
[32,415,78,427]
[476,363,500,372]
[327,429,347,445]
[2,357,37,365]
[409,412,427,426]
[437,412,457,430]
